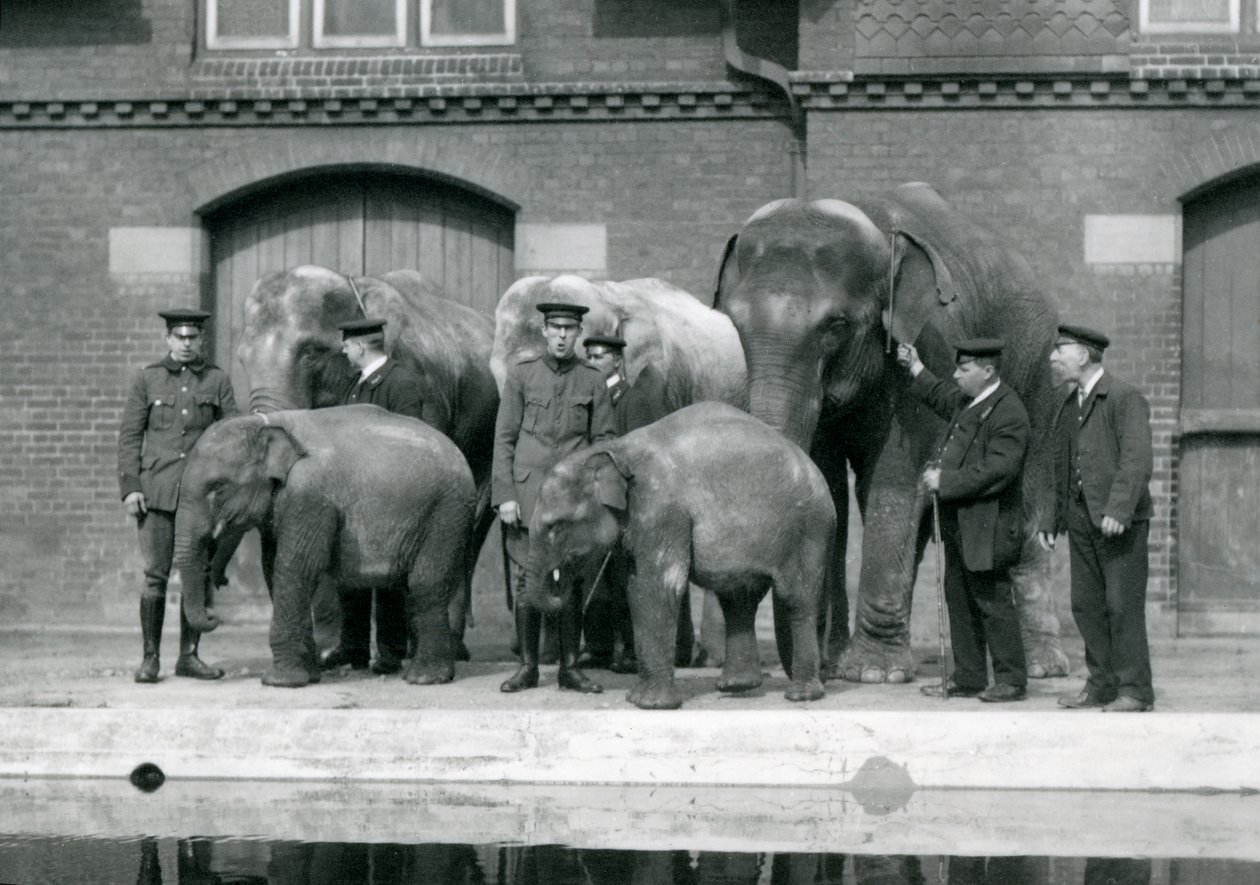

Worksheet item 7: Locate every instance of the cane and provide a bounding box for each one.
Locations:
[931,490,949,701]
[499,521,514,612]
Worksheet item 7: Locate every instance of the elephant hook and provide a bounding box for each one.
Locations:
[885,222,898,354]
[341,271,368,318]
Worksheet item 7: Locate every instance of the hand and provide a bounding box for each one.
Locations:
[896,343,924,376]
[1100,515,1125,537]
[1036,531,1056,552]
[498,501,520,527]
[921,467,941,493]
[123,492,147,518]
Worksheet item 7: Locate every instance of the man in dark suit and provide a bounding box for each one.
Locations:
[1039,324,1155,713]
[898,338,1029,703]
[320,317,429,676]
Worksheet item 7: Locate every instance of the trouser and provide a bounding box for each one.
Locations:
[504,523,561,661]
[940,511,1026,689]
[137,508,176,601]
[337,587,409,661]
[1068,497,1154,704]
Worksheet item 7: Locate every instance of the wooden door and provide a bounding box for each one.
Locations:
[1179,177,1260,635]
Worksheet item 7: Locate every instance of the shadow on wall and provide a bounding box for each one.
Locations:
[0,0,152,47]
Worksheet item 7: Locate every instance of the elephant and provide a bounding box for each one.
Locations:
[174,405,475,687]
[236,265,499,656]
[522,401,833,710]
[714,182,1070,684]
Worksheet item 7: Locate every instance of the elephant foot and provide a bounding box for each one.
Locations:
[174,654,224,680]
[1024,636,1071,679]
[405,660,455,685]
[558,667,604,694]
[785,678,825,703]
[836,636,915,684]
[628,679,684,710]
[716,668,763,694]
[261,667,312,688]
[500,664,539,693]
[134,655,160,684]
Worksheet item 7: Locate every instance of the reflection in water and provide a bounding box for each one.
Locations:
[0,837,1246,885]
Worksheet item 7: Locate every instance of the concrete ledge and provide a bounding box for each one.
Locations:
[1,707,1256,792]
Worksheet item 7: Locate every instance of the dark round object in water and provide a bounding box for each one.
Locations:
[129,762,166,792]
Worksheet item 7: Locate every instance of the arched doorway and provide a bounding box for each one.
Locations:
[204,168,516,402]
[1179,174,1260,635]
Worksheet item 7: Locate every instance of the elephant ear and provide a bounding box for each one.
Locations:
[585,450,629,511]
[885,228,959,348]
[260,425,306,483]
[711,232,739,307]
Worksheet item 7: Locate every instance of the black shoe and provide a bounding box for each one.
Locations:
[558,667,604,694]
[575,648,612,670]
[175,654,225,680]
[979,683,1026,703]
[371,651,403,675]
[321,647,370,671]
[500,664,539,693]
[1057,687,1115,709]
[919,681,983,699]
[134,654,160,684]
[1101,696,1154,713]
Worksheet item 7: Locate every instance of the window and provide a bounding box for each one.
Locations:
[1140,0,1240,33]
[205,0,515,50]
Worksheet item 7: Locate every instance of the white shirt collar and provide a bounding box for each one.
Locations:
[605,372,622,389]
[971,379,1001,407]
[360,354,388,380]
[1079,366,1104,400]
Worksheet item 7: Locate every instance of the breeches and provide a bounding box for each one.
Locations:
[137,509,175,600]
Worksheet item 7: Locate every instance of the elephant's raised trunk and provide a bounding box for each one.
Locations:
[173,487,220,634]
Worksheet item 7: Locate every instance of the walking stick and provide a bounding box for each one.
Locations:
[582,550,616,617]
[499,521,514,612]
[931,490,949,701]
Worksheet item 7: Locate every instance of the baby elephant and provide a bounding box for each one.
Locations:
[525,401,834,709]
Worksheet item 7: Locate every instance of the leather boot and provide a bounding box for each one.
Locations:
[134,596,165,683]
[558,597,603,694]
[175,602,225,679]
[501,603,541,692]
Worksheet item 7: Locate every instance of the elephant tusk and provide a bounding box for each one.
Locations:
[212,519,227,540]
[552,568,560,582]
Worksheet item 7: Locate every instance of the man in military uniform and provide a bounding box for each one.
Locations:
[577,333,691,674]
[321,317,428,675]
[117,308,237,683]
[898,337,1030,703]
[492,302,615,693]
[1040,324,1155,713]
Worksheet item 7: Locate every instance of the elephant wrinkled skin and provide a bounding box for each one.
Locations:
[715,183,1069,684]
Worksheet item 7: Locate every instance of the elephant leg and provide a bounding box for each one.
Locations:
[263,515,333,688]
[1011,534,1070,678]
[774,582,824,703]
[810,428,851,678]
[309,574,341,657]
[403,566,456,685]
[716,584,765,693]
[626,570,685,710]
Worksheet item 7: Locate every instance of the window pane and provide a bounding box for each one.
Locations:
[213,0,290,38]
[430,0,505,34]
[322,0,400,37]
[1146,0,1233,24]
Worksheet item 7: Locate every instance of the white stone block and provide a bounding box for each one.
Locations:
[109,227,208,275]
[516,223,607,276]
[1084,214,1180,265]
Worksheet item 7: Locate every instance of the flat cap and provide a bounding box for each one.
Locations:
[158,309,211,330]
[536,302,589,322]
[338,317,387,338]
[583,334,627,351]
[954,337,1005,359]
[1056,324,1110,351]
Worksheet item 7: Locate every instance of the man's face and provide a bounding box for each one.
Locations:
[952,357,994,399]
[543,319,580,359]
[1049,341,1085,386]
[584,345,621,379]
[165,328,203,364]
[341,336,367,368]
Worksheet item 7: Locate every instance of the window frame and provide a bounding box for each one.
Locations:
[205,0,301,50]
[420,0,516,47]
[1139,0,1240,34]
[312,0,408,49]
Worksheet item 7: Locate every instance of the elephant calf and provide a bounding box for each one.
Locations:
[174,405,475,687]
[525,402,834,709]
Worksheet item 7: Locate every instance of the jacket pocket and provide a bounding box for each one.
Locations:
[567,394,592,435]
[523,395,549,433]
[194,394,220,429]
[148,399,174,431]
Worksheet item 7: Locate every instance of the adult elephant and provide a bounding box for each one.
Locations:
[175,406,475,687]
[491,274,747,666]
[236,265,499,656]
[714,182,1069,683]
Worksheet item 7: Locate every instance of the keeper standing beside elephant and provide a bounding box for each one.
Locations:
[321,317,428,676]
[117,308,237,683]
[492,302,615,693]
[898,338,1029,703]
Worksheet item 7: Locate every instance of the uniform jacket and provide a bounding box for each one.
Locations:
[610,363,672,436]
[342,357,435,427]
[1050,371,1153,532]
[492,353,615,524]
[912,369,1030,573]
[117,356,237,512]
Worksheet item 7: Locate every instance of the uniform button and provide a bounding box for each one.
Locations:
[181,409,188,415]
[179,452,185,458]
[181,387,187,392]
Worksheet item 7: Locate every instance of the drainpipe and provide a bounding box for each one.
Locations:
[719,0,806,197]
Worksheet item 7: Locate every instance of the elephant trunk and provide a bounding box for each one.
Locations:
[173,484,220,633]
[523,543,567,615]
[744,352,824,448]
[247,385,302,414]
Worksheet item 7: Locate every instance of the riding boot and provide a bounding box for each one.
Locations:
[501,603,541,692]
[558,597,603,694]
[134,596,165,683]
[175,602,225,679]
